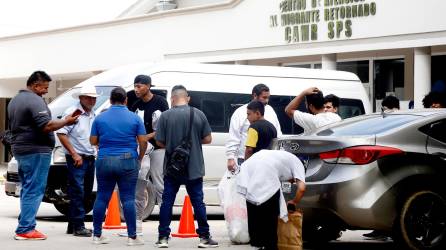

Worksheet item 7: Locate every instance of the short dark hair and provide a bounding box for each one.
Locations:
[324,94,340,108]
[306,90,324,110]
[422,91,446,108]
[247,100,265,116]
[134,75,152,85]
[27,71,52,86]
[382,95,400,110]
[171,85,188,97]
[110,87,127,104]
[252,84,269,96]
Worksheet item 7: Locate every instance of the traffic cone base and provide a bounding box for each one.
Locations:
[172,195,198,238]
[103,191,127,229]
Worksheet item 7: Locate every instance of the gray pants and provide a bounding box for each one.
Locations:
[135,149,165,220]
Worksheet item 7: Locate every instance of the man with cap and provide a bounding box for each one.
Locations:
[56,85,99,237]
[128,74,169,235]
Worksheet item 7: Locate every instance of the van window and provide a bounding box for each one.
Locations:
[188,91,250,132]
[49,86,115,119]
[338,99,365,119]
[269,95,365,135]
[188,91,365,135]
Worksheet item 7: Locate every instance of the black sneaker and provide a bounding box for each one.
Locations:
[155,236,169,248]
[74,227,93,237]
[198,237,219,248]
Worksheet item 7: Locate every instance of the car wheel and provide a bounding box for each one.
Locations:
[120,180,157,221]
[393,190,446,250]
[54,193,96,216]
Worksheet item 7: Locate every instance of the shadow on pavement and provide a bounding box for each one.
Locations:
[305,241,395,250]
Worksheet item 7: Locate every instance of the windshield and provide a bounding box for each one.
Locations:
[49,86,115,119]
[316,114,421,136]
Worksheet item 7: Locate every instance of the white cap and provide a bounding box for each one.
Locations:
[72,85,100,98]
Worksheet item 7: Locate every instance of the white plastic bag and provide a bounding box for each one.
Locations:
[218,170,250,244]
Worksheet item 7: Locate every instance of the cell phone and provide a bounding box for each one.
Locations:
[287,203,296,212]
[72,109,82,117]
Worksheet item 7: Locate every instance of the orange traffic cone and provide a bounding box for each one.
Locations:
[103,190,127,229]
[172,195,199,238]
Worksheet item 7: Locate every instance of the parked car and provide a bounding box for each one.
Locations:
[275,109,446,250]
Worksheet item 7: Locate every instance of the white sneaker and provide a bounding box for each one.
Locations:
[127,236,144,246]
[93,235,110,244]
[119,232,143,237]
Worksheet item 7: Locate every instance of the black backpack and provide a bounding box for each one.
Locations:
[165,107,194,179]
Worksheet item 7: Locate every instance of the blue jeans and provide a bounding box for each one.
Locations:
[15,153,51,234]
[158,176,210,238]
[66,154,95,230]
[93,156,138,237]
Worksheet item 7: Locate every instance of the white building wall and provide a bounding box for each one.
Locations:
[1,0,446,80]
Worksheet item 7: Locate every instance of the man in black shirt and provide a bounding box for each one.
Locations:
[8,71,78,240]
[244,100,277,160]
[127,75,169,235]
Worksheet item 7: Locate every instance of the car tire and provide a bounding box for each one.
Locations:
[120,180,157,221]
[54,203,69,216]
[53,194,96,216]
[393,190,446,250]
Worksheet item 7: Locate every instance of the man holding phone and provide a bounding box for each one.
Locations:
[56,85,99,237]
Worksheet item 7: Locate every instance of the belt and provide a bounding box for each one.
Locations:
[78,154,95,160]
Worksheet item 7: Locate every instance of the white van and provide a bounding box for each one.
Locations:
[5,62,371,218]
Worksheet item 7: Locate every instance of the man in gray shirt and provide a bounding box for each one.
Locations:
[155,85,218,248]
[8,71,78,240]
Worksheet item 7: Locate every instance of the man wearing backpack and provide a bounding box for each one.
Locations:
[155,85,218,248]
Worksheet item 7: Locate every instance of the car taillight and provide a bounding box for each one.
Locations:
[319,146,403,165]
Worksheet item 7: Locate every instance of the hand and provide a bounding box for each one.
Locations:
[64,113,80,126]
[227,159,236,172]
[72,153,83,167]
[302,87,319,96]
[147,132,156,141]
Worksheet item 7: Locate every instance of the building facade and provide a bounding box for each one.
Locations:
[1,0,446,162]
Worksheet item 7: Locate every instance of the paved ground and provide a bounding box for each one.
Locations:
[0,165,395,250]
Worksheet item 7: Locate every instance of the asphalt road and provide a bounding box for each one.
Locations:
[0,166,396,250]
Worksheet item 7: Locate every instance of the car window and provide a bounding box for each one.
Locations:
[188,91,366,134]
[188,91,251,132]
[49,86,115,119]
[419,119,446,143]
[316,114,420,136]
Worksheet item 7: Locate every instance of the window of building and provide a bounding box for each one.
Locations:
[373,59,405,100]
[337,60,369,83]
[431,55,446,93]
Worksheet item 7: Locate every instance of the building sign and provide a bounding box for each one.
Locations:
[270,0,377,43]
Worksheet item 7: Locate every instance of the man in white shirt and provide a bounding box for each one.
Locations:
[285,87,341,135]
[225,84,282,171]
[237,150,306,250]
[56,85,99,237]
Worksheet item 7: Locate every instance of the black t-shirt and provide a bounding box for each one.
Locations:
[245,119,277,154]
[7,90,54,155]
[128,94,169,148]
